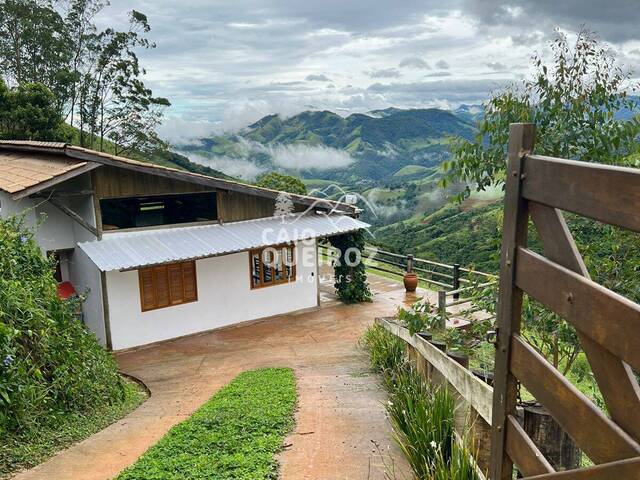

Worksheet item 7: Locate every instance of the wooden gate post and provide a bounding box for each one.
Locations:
[490,123,536,480]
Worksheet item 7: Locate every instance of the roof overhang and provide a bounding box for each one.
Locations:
[0,141,358,215]
[78,213,369,272]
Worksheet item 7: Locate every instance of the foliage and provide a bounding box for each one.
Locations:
[0,79,71,141]
[328,231,372,304]
[116,368,296,480]
[397,299,439,336]
[0,216,126,435]
[443,29,640,199]
[256,172,307,195]
[360,323,405,373]
[386,369,455,479]
[0,0,169,154]
[1,379,144,477]
[361,325,479,480]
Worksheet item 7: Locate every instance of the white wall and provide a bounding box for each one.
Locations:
[105,240,319,350]
[0,176,107,346]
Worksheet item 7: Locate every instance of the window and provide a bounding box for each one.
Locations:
[138,261,198,311]
[250,245,296,289]
[101,192,217,230]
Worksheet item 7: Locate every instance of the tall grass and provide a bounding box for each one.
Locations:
[361,324,480,480]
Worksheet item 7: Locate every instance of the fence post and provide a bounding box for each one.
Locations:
[453,263,461,299]
[406,254,414,274]
[438,290,447,328]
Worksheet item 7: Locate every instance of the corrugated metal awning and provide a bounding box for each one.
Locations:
[78,213,369,271]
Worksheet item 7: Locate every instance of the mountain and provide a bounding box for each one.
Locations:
[177,108,476,185]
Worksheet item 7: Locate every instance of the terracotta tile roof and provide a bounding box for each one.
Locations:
[0,149,88,194]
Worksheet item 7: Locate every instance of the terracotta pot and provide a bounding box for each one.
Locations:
[403,273,418,292]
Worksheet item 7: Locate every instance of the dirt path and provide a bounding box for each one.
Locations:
[13,275,415,480]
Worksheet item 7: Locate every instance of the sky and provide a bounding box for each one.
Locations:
[96,0,640,141]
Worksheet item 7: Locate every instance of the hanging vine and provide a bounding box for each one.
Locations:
[328,231,372,304]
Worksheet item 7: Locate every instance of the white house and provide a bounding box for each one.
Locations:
[0,140,367,350]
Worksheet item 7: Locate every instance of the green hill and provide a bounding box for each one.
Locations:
[177,108,475,184]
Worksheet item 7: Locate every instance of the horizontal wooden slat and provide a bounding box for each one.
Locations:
[510,334,640,464]
[522,456,640,480]
[521,154,640,232]
[506,415,555,477]
[515,247,640,372]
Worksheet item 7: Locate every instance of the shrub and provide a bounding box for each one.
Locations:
[329,231,372,304]
[0,216,125,434]
[360,323,405,373]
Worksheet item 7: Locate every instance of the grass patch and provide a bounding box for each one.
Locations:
[1,378,146,478]
[117,368,297,480]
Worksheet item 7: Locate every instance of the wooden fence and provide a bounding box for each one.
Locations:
[318,243,496,319]
[490,123,640,479]
[377,316,495,475]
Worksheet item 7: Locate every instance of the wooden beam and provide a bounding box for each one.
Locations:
[490,123,536,480]
[510,334,640,464]
[12,163,101,200]
[506,415,555,477]
[515,247,640,372]
[44,196,98,237]
[530,203,640,442]
[521,154,640,233]
[65,147,355,214]
[522,457,640,480]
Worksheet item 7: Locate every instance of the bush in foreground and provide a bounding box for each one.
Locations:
[0,216,127,434]
[362,324,479,480]
[117,368,297,480]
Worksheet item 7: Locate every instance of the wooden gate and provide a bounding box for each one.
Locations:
[490,123,640,479]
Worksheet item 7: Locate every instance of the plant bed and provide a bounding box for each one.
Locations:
[1,378,146,478]
[116,368,297,480]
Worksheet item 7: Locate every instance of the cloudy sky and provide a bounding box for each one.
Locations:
[97,0,640,140]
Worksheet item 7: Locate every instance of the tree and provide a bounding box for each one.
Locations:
[0,0,169,154]
[444,29,640,374]
[442,29,640,199]
[0,78,71,141]
[256,172,307,195]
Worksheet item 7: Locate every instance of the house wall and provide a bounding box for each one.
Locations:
[0,191,76,252]
[0,175,107,346]
[105,239,319,350]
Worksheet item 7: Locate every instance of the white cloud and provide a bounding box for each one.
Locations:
[185,152,266,180]
[270,144,355,170]
[157,116,221,144]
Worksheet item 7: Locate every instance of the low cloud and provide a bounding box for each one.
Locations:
[270,144,354,170]
[157,116,221,144]
[435,59,450,69]
[425,71,452,77]
[399,57,431,69]
[186,152,266,180]
[365,67,401,78]
[306,73,332,81]
[486,61,507,71]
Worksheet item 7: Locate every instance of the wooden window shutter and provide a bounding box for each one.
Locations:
[154,266,170,308]
[168,264,184,304]
[139,268,156,311]
[182,261,197,302]
[139,261,198,311]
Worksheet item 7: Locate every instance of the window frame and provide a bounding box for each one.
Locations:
[138,260,198,312]
[249,244,297,290]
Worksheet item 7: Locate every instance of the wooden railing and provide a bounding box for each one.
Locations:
[318,243,496,319]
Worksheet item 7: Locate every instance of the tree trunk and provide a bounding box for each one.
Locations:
[522,403,581,472]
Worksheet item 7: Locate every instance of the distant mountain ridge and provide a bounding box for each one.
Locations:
[178,107,477,184]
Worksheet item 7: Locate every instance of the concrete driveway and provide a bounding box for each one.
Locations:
[14,274,414,480]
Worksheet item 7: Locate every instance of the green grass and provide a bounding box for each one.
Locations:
[1,379,146,479]
[393,165,431,177]
[116,368,297,480]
